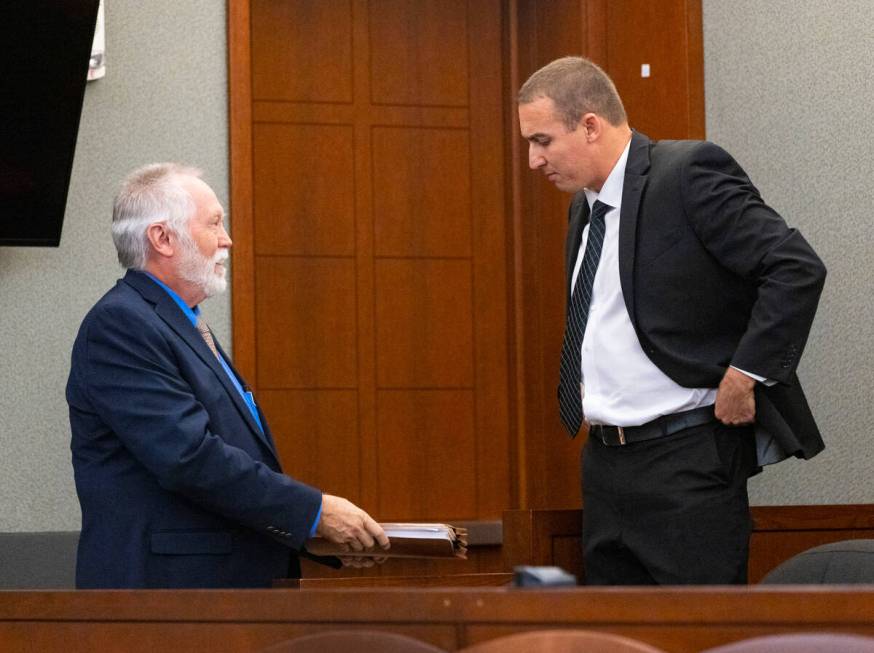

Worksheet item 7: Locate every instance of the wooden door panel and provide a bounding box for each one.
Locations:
[605,0,703,139]
[253,123,356,256]
[368,0,470,106]
[374,259,474,388]
[372,127,472,258]
[376,389,477,519]
[251,0,353,103]
[258,389,361,502]
[255,257,358,389]
[242,0,510,523]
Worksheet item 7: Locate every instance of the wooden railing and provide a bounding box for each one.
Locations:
[3,587,874,652]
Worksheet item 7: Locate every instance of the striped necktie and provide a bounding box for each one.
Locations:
[196,318,220,359]
[558,200,610,437]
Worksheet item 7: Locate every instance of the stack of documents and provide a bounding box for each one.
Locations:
[305,523,468,559]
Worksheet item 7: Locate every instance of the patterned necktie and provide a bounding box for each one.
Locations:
[196,318,220,359]
[558,200,611,437]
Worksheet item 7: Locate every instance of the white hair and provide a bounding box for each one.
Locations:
[111,163,203,270]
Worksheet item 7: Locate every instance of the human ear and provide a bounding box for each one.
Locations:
[580,113,601,141]
[145,222,174,258]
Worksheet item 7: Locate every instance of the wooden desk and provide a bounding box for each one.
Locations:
[3,587,874,652]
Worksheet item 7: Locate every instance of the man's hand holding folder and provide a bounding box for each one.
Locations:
[306,522,468,560]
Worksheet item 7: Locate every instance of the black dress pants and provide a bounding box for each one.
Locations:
[581,419,758,585]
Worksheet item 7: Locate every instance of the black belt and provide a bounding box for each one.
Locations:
[589,405,716,447]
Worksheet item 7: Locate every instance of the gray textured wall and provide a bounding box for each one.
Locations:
[703,0,874,504]
[0,2,229,531]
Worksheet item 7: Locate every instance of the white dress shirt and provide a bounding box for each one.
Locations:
[571,140,717,426]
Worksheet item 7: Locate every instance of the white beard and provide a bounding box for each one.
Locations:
[177,237,228,298]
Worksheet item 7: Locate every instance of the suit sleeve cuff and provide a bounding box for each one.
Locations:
[309,496,323,538]
[730,365,777,386]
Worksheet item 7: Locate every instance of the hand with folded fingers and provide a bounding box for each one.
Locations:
[316,494,390,555]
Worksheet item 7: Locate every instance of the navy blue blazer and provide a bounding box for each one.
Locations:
[67,270,322,588]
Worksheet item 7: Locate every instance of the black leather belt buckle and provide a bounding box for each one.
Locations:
[592,425,626,446]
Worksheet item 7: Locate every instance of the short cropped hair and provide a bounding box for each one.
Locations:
[518,56,627,130]
[111,163,202,270]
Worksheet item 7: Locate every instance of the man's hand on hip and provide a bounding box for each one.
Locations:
[316,494,390,553]
[715,367,757,425]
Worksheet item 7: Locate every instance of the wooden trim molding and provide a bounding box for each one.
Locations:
[227,0,257,383]
[685,0,706,138]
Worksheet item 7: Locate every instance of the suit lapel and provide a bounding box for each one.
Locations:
[123,271,279,462]
[618,130,652,322]
[213,337,281,460]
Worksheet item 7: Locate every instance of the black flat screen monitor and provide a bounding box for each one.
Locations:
[0,0,100,247]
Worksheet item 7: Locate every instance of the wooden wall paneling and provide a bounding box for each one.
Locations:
[585,0,608,66]
[368,0,470,107]
[253,123,356,256]
[371,127,472,257]
[255,257,358,389]
[510,0,590,511]
[685,0,706,139]
[603,0,705,140]
[507,0,527,511]
[352,0,379,518]
[374,259,474,388]
[258,389,361,502]
[228,0,256,381]
[367,0,510,523]
[502,508,583,572]
[376,390,477,519]
[250,0,353,103]
[243,0,511,529]
[467,0,512,519]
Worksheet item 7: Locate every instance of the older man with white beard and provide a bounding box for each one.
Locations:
[66,163,388,589]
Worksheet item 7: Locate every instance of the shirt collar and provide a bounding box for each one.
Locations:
[584,138,632,211]
[144,272,201,327]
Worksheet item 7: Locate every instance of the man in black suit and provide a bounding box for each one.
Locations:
[518,57,826,585]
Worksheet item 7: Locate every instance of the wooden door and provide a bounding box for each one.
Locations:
[231,0,512,523]
[589,0,705,139]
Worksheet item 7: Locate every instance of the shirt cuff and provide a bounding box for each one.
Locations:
[730,365,776,386]
[309,497,323,538]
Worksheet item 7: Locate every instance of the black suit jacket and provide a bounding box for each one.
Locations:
[565,131,826,464]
